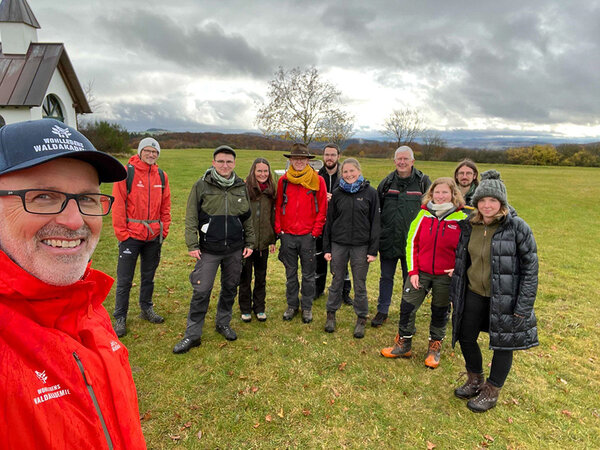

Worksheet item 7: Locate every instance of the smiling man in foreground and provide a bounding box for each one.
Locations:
[0,119,146,449]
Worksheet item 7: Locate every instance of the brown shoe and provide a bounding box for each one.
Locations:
[324,311,336,333]
[424,339,442,369]
[380,334,412,358]
[467,381,501,412]
[454,371,485,399]
[353,317,367,339]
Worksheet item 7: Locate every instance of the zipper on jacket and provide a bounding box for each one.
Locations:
[224,188,229,246]
[73,352,114,450]
[146,170,152,240]
[431,218,441,274]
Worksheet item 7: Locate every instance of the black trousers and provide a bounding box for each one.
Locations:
[458,289,513,388]
[238,249,269,314]
[114,237,162,319]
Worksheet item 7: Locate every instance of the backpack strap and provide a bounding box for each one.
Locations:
[281,178,318,214]
[126,164,166,194]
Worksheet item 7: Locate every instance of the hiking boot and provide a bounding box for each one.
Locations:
[324,311,336,333]
[454,371,485,399]
[283,307,298,321]
[424,339,442,369]
[467,381,501,412]
[380,334,412,358]
[241,313,252,323]
[371,311,388,327]
[139,306,164,324]
[216,325,237,341]
[342,281,353,305]
[256,312,267,322]
[353,317,367,339]
[114,317,126,338]
[302,309,313,324]
[173,337,201,354]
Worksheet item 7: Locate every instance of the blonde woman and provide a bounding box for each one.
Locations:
[381,177,467,368]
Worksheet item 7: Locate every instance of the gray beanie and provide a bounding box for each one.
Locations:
[472,170,507,207]
[137,137,161,155]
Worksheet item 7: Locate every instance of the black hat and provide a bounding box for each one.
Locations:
[213,145,236,158]
[0,119,126,183]
[283,143,315,159]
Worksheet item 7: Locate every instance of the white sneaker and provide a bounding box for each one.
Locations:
[241,314,252,322]
[256,312,267,322]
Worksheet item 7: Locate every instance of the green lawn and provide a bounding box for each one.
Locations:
[93,149,600,448]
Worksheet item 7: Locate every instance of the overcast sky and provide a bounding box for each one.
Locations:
[31,0,600,139]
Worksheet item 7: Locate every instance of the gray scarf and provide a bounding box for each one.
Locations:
[209,167,236,187]
[427,201,455,218]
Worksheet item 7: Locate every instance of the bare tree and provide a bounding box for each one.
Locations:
[255,67,349,145]
[77,80,103,126]
[382,108,424,147]
[422,129,447,150]
[318,111,355,147]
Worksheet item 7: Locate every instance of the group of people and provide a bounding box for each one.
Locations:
[0,119,539,447]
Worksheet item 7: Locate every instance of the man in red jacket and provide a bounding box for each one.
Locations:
[275,143,327,323]
[0,119,146,449]
[112,137,171,337]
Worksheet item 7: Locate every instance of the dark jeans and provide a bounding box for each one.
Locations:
[315,236,350,296]
[278,233,316,311]
[184,250,243,340]
[238,249,269,314]
[458,289,514,388]
[398,272,451,341]
[326,244,369,317]
[114,237,161,319]
[376,256,408,315]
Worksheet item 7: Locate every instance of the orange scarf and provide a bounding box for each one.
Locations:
[286,165,320,191]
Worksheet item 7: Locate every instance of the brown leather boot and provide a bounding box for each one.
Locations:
[454,371,485,399]
[467,381,501,412]
[324,311,336,333]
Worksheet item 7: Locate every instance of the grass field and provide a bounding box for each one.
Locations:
[92,149,600,449]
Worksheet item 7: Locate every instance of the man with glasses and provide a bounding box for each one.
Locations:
[173,145,255,353]
[454,159,479,206]
[0,119,146,448]
[372,146,431,327]
[112,137,171,337]
[275,143,328,324]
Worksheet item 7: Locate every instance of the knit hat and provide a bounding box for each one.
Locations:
[472,169,507,207]
[137,137,161,155]
[0,119,126,183]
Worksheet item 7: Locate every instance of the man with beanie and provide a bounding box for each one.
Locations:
[315,143,353,304]
[0,119,146,448]
[275,143,328,323]
[112,137,171,337]
[373,145,431,327]
[173,145,255,353]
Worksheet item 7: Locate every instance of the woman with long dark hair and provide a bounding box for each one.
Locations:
[238,158,277,322]
[450,170,538,412]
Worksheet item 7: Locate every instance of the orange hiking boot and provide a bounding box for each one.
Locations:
[380,334,412,358]
[424,339,442,369]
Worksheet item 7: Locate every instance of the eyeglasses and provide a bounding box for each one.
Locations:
[0,189,114,216]
[142,149,159,155]
[214,160,235,165]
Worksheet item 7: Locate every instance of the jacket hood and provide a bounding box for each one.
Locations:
[127,154,156,172]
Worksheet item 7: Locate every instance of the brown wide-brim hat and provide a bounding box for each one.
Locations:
[283,143,315,159]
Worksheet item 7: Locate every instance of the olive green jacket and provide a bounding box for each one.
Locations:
[185,169,255,254]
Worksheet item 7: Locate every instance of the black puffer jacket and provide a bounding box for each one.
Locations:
[323,180,380,257]
[450,211,539,351]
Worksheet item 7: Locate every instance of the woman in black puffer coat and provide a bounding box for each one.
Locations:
[449,170,538,413]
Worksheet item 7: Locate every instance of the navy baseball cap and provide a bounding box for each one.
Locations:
[0,119,126,183]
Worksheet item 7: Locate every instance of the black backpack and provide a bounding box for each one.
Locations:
[125,164,165,194]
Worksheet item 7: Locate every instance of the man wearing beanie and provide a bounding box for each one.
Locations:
[112,137,172,337]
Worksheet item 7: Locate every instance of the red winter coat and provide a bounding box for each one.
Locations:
[112,155,171,242]
[406,205,468,276]
[274,173,328,237]
[0,251,147,450]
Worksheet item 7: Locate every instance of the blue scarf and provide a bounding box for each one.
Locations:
[339,175,364,193]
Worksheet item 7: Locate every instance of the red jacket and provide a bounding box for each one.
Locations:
[0,251,146,450]
[274,173,328,237]
[406,205,468,276]
[112,155,171,242]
